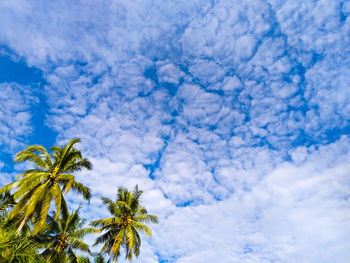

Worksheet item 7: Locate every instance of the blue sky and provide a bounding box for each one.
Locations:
[0,0,350,262]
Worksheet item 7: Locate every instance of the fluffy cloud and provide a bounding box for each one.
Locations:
[152,137,350,263]
[0,0,349,262]
[0,83,36,151]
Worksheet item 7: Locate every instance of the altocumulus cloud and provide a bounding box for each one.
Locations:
[0,0,350,262]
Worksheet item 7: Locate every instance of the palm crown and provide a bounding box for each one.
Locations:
[0,138,92,234]
[38,209,96,263]
[91,185,158,263]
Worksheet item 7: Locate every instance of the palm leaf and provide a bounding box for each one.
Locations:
[68,237,91,252]
[33,189,53,234]
[132,221,151,238]
[14,151,48,169]
[71,182,91,201]
[101,197,121,216]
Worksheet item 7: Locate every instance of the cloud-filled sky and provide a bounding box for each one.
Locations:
[0,0,350,262]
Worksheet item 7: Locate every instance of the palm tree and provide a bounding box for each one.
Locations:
[0,138,92,234]
[37,209,95,263]
[91,186,158,262]
[0,201,43,263]
[0,225,43,263]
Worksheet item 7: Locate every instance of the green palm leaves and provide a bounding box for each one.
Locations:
[0,192,15,215]
[0,138,158,262]
[0,196,43,263]
[91,186,158,263]
[0,226,43,263]
[0,138,92,234]
[38,209,96,263]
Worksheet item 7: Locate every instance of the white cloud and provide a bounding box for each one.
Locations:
[0,83,36,151]
[156,61,184,85]
[0,0,349,262]
[151,137,350,263]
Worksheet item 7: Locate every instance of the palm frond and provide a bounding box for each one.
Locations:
[72,228,97,238]
[116,201,131,212]
[125,225,135,254]
[45,214,60,234]
[101,197,121,216]
[90,217,122,228]
[0,191,15,213]
[25,145,53,167]
[14,150,48,169]
[10,189,34,219]
[64,159,92,173]
[33,189,53,234]
[93,253,106,263]
[94,229,119,246]
[52,182,68,220]
[68,236,91,252]
[132,221,151,238]
[66,210,83,233]
[0,181,19,194]
[24,180,50,217]
[133,214,159,224]
[15,169,46,179]
[77,256,91,263]
[50,146,62,157]
[56,138,81,168]
[109,229,124,262]
[131,227,141,257]
[63,159,92,173]
[67,247,78,263]
[0,225,42,262]
[71,182,91,200]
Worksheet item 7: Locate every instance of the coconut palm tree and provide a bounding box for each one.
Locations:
[37,209,95,263]
[0,225,43,263]
[0,138,92,234]
[91,186,158,262]
[0,199,43,263]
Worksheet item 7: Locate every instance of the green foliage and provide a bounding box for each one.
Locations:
[77,256,91,263]
[36,209,95,263]
[93,253,107,263]
[0,138,92,234]
[0,192,15,215]
[0,139,159,263]
[0,214,43,263]
[91,185,158,263]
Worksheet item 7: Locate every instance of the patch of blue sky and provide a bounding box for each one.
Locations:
[0,53,42,85]
[155,250,181,263]
[144,142,169,180]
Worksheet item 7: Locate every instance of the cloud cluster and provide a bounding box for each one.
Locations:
[152,137,350,262]
[0,0,349,262]
[0,83,36,151]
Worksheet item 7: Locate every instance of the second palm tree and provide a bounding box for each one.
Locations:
[91,185,158,262]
